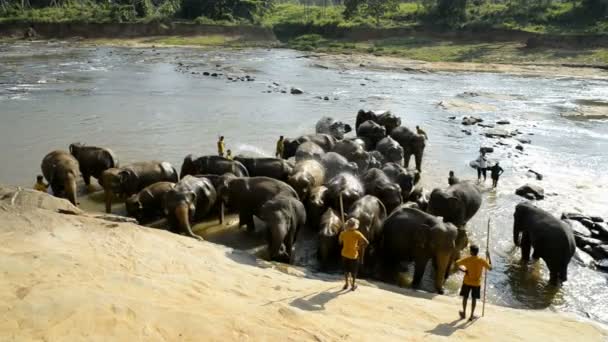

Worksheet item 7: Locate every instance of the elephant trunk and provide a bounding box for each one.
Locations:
[175,202,201,240]
[65,173,78,206]
[513,226,521,247]
[105,189,113,213]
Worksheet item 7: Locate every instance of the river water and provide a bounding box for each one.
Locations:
[1,41,607,324]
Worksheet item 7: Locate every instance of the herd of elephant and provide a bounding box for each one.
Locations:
[40,109,576,294]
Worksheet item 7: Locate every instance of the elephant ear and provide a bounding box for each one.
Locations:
[415,224,430,250]
[448,197,460,214]
[119,169,137,194]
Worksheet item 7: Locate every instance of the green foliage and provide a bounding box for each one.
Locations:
[343,0,398,26]
[179,0,272,22]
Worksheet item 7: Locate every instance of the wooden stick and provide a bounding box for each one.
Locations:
[219,201,225,225]
[482,217,491,317]
[339,192,345,222]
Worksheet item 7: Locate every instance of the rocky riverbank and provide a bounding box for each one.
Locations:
[0,184,606,341]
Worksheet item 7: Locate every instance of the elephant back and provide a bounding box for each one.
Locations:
[355,109,377,131]
[325,173,364,211]
[348,195,386,244]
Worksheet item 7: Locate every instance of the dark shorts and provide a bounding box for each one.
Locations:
[342,257,359,275]
[460,284,481,299]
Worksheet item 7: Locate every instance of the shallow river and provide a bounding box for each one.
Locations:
[1,41,608,323]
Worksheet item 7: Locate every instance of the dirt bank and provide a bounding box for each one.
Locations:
[0,185,605,341]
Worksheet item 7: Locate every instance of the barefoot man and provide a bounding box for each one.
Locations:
[339,218,368,292]
[456,244,492,321]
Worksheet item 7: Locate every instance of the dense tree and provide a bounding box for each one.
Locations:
[180,0,273,21]
[343,0,398,26]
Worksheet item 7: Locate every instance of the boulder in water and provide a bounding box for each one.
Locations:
[595,259,608,272]
[591,216,604,223]
[516,145,524,151]
[290,87,303,95]
[573,248,595,267]
[565,219,592,237]
[515,184,544,200]
[575,235,603,250]
[485,128,511,138]
[462,129,472,135]
[496,120,511,125]
[516,137,532,144]
[590,245,608,260]
[479,123,495,128]
[527,169,543,180]
[592,222,608,240]
[462,116,483,126]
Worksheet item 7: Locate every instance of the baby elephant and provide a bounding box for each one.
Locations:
[259,195,307,263]
[125,181,175,223]
[164,175,217,240]
[41,150,80,206]
[318,208,343,270]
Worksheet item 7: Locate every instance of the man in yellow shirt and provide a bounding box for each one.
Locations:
[217,136,225,157]
[338,218,369,291]
[33,175,48,192]
[275,136,284,159]
[456,244,492,321]
[416,126,428,140]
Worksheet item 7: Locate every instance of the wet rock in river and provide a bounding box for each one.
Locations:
[290,87,304,95]
[462,129,472,135]
[591,216,604,223]
[211,73,218,77]
[516,137,532,144]
[515,184,544,200]
[462,116,483,126]
[576,235,603,250]
[485,128,511,138]
[565,219,592,237]
[593,222,608,240]
[574,248,595,267]
[497,120,511,125]
[324,96,330,101]
[448,116,456,120]
[203,72,210,76]
[595,259,608,272]
[478,123,495,128]
[516,145,524,151]
[590,245,608,260]
[562,212,590,221]
[527,169,543,180]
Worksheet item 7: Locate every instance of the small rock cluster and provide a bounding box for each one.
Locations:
[563,212,608,272]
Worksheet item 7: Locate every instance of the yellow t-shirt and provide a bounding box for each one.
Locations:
[217,140,225,154]
[276,140,284,156]
[33,182,48,192]
[339,230,369,260]
[456,255,491,287]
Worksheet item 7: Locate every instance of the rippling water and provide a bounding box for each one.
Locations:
[1,41,607,323]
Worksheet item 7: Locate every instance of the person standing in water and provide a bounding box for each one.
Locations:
[416,126,428,140]
[489,162,504,188]
[217,136,225,157]
[456,245,492,321]
[476,151,488,182]
[448,171,460,186]
[33,175,48,192]
[338,218,368,292]
[275,136,284,159]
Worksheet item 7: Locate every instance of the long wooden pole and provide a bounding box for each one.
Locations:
[482,217,491,317]
[339,192,345,222]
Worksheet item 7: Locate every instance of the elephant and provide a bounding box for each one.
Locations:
[180,155,248,179]
[427,181,482,227]
[234,156,293,181]
[346,137,373,151]
[318,208,343,270]
[376,137,404,165]
[283,134,337,159]
[315,116,353,140]
[307,185,329,230]
[361,169,403,214]
[408,187,430,211]
[295,142,325,162]
[390,126,426,172]
[216,176,298,232]
[331,139,373,173]
[164,175,217,240]
[325,173,364,213]
[101,161,178,213]
[355,110,402,134]
[382,162,418,199]
[69,143,118,188]
[319,152,358,180]
[125,181,175,223]
[381,207,467,294]
[513,202,576,285]
[259,195,306,263]
[41,150,80,206]
[347,195,387,273]
[288,159,325,201]
[356,120,386,148]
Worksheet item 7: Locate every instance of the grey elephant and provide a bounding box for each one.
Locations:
[283,134,337,159]
[101,161,178,213]
[319,152,359,180]
[318,208,343,270]
[427,181,482,227]
[164,175,217,240]
[259,195,306,263]
[347,195,387,274]
[361,169,403,214]
[295,141,325,162]
[69,143,118,188]
[180,155,248,179]
[356,110,402,134]
[331,139,374,173]
[125,181,175,223]
[356,120,387,148]
[390,126,426,172]
[216,176,298,232]
[325,172,365,213]
[408,186,430,211]
[376,137,404,165]
[234,156,293,181]
[382,162,418,199]
[306,185,328,230]
[315,116,353,140]
[513,202,576,285]
[382,207,467,294]
[346,137,373,151]
[288,159,325,201]
[41,150,80,206]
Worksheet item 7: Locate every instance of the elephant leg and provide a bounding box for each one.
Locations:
[412,256,428,289]
[104,190,113,213]
[83,173,91,186]
[520,231,531,262]
[414,152,423,172]
[434,252,451,294]
[403,152,412,169]
[559,263,568,282]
